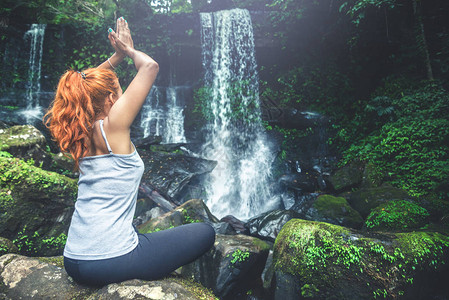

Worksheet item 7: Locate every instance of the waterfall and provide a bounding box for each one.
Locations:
[200,9,278,220]
[140,85,187,143]
[21,24,46,122]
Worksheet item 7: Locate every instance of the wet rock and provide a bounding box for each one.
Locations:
[220,215,247,234]
[303,194,364,229]
[347,184,413,218]
[0,157,77,256]
[139,148,217,204]
[328,161,364,192]
[245,209,301,242]
[181,234,271,299]
[0,254,218,299]
[137,199,219,234]
[271,219,449,299]
[211,222,237,235]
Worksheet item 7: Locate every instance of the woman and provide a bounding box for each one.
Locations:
[44,17,215,286]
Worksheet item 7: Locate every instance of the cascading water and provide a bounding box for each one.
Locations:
[140,85,187,143]
[20,24,46,123]
[200,9,278,220]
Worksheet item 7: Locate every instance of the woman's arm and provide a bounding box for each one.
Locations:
[106,29,159,131]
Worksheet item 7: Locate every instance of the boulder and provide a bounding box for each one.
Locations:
[328,161,364,192]
[137,199,219,234]
[0,125,52,169]
[245,209,301,242]
[365,200,430,231]
[271,219,449,299]
[347,184,413,218]
[181,234,271,299]
[139,148,217,204]
[0,156,77,256]
[304,194,364,229]
[0,254,218,299]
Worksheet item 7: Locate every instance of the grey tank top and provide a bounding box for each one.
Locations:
[63,119,144,260]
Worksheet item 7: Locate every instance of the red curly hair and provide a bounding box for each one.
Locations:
[43,68,119,170]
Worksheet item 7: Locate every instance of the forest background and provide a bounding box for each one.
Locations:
[1,0,448,202]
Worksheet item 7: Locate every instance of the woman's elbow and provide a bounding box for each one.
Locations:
[146,61,159,74]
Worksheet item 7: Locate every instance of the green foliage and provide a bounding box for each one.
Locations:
[365,200,430,231]
[340,0,397,26]
[228,249,250,265]
[340,81,449,197]
[261,65,353,116]
[182,209,201,224]
[0,0,117,24]
[12,225,67,256]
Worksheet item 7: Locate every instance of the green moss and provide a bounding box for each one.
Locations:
[170,277,218,300]
[395,231,449,270]
[251,237,271,252]
[0,156,77,201]
[365,200,430,231]
[0,189,15,211]
[38,256,65,269]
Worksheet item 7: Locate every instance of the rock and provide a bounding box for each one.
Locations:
[139,148,217,204]
[0,157,77,256]
[272,219,449,299]
[0,237,18,256]
[365,200,430,231]
[328,161,364,192]
[278,173,317,193]
[181,234,271,299]
[0,125,53,169]
[361,162,383,188]
[133,135,163,149]
[304,194,364,229]
[418,198,449,224]
[137,199,219,234]
[0,254,218,299]
[245,209,301,242]
[211,222,237,235]
[220,215,247,234]
[347,184,413,218]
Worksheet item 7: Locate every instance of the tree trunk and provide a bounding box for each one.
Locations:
[412,0,434,80]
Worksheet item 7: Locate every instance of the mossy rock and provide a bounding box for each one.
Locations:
[347,184,413,218]
[272,219,449,299]
[306,195,364,229]
[0,157,77,256]
[0,125,46,153]
[328,161,364,192]
[365,200,430,232]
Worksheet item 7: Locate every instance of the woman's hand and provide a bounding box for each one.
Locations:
[108,17,134,57]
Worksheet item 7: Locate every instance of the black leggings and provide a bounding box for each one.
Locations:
[63,222,215,286]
